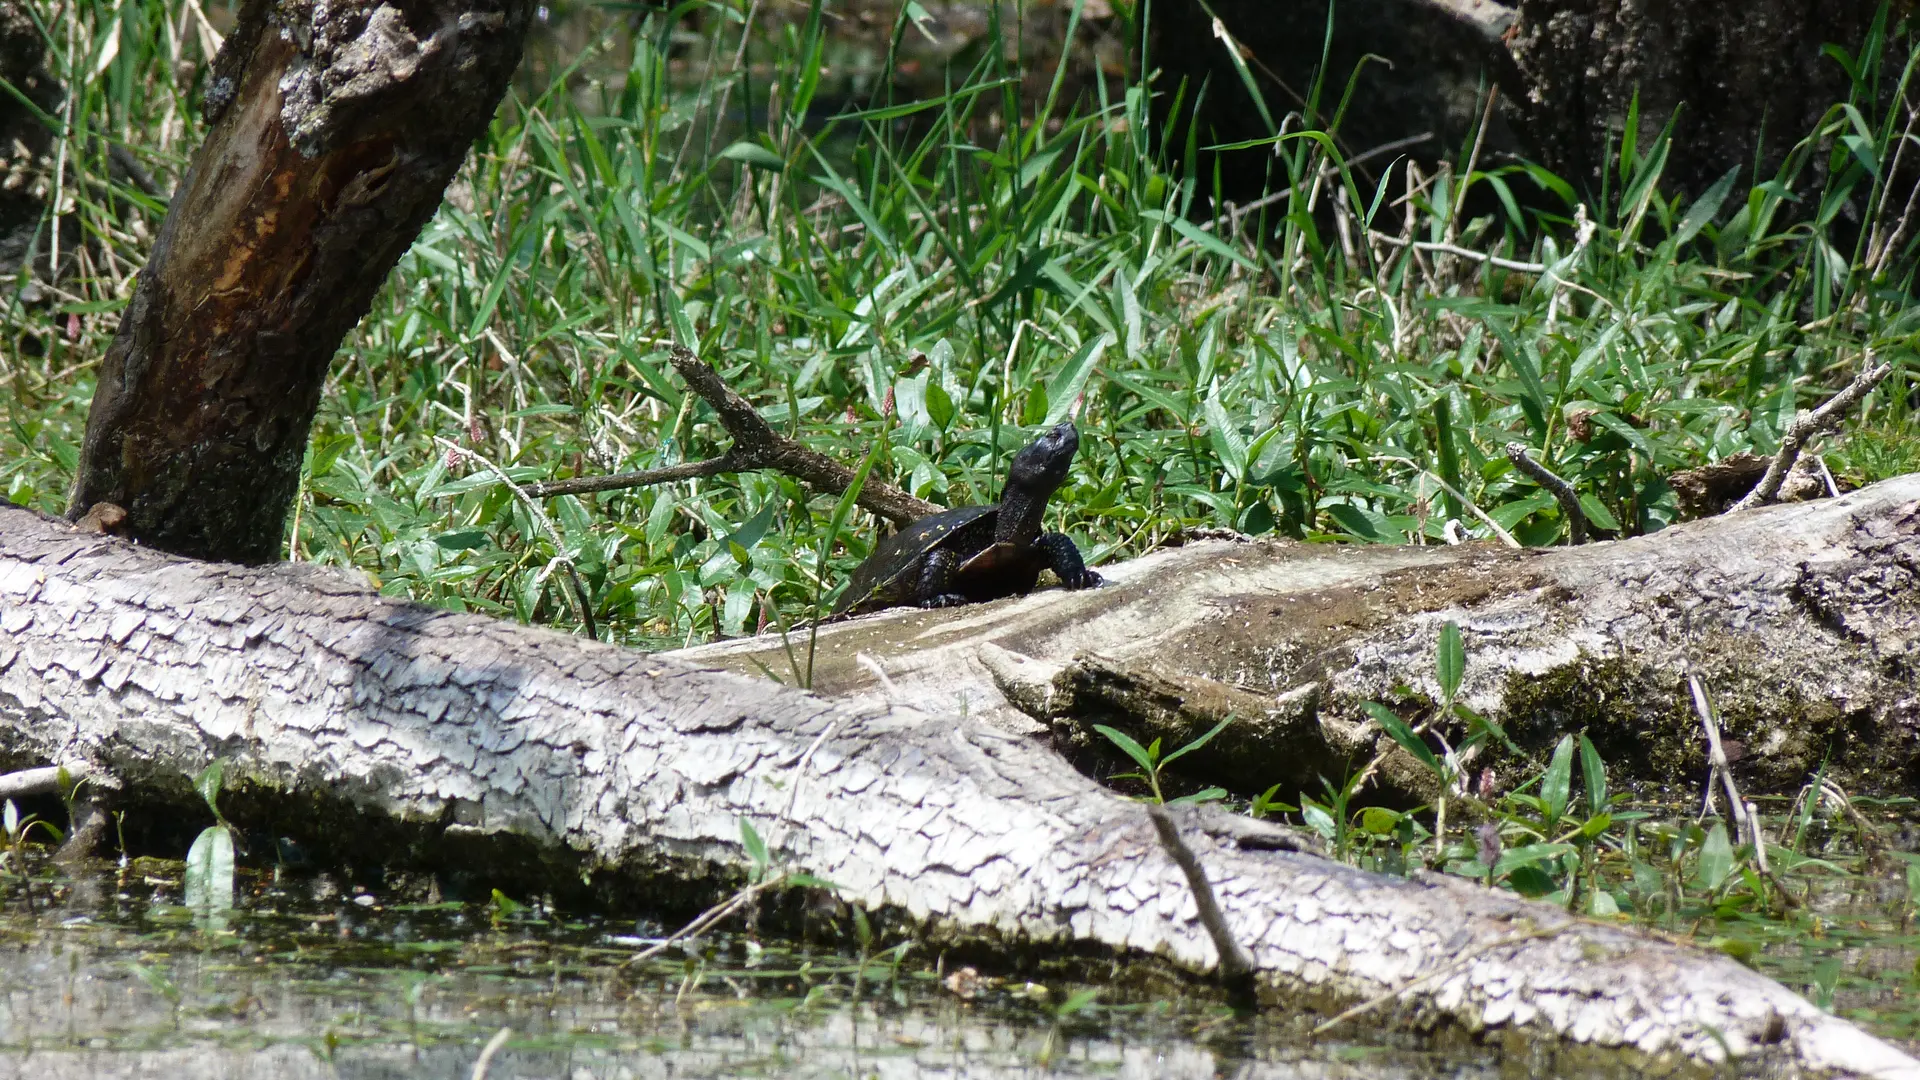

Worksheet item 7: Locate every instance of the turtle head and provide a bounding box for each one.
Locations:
[1006,421,1079,495]
[998,421,1079,542]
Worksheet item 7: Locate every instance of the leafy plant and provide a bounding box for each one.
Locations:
[1095,715,1233,805]
[183,760,236,930]
[0,797,63,913]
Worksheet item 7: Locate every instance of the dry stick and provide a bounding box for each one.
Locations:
[0,763,92,802]
[1368,233,1547,273]
[1441,86,1499,256]
[1730,360,1895,513]
[435,437,599,642]
[469,1026,512,1080]
[525,346,938,528]
[625,874,792,967]
[1196,132,1436,234]
[1689,675,1753,847]
[1503,444,1588,545]
[1145,805,1254,999]
[1865,98,1920,279]
[1367,455,1521,548]
[1690,676,1801,908]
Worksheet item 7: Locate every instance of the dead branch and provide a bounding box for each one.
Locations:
[1731,360,1894,513]
[526,345,938,527]
[1503,442,1588,544]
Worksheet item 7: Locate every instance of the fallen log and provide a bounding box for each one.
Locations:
[683,474,1920,800]
[0,496,1916,1077]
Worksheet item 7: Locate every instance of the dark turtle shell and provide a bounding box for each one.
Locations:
[833,504,999,616]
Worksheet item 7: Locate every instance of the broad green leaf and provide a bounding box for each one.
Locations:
[1578,494,1622,532]
[1361,702,1442,776]
[183,824,235,916]
[194,760,225,821]
[1159,714,1234,768]
[1359,806,1400,836]
[1541,735,1574,824]
[1435,621,1464,703]
[925,380,955,430]
[1696,821,1734,891]
[740,818,769,880]
[1203,384,1247,483]
[1043,333,1109,427]
[718,140,786,171]
[1672,166,1739,248]
[1093,724,1157,773]
[1300,801,1337,841]
[1578,734,1608,816]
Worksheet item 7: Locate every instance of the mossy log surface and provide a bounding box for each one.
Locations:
[1,488,1918,1078]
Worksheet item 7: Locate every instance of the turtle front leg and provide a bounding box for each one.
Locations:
[916,548,969,607]
[1035,532,1102,590]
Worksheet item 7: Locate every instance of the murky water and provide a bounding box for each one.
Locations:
[0,862,1500,1080]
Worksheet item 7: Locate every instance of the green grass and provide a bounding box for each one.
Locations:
[6,0,1920,1036]
[6,1,1918,647]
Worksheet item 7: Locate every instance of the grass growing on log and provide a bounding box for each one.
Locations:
[5,0,1920,1043]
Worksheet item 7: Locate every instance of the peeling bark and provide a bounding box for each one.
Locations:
[3,497,1918,1076]
[66,0,533,562]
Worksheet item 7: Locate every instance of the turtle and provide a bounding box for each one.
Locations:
[832,421,1103,617]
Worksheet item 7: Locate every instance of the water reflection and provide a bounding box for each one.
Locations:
[0,866,1495,1080]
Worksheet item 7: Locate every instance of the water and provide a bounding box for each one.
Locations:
[0,861,1501,1080]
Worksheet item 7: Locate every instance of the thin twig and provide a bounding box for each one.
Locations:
[1504,444,1588,545]
[526,346,937,527]
[434,437,599,642]
[1146,805,1254,998]
[470,1026,512,1080]
[1197,132,1435,233]
[1731,360,1894,513]
[1690,676,1751,844]
[1368,233,1547,273]
[1691,676,1801,907]
[0,764,93,801]
[1368,455,1521,548]
[626,873,792,967]
[523,455,737,498]
[1441,86,1499,257]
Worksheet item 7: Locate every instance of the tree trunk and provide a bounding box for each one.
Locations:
[65,0,533,563]
[3,493,1917,1078]
[1505,0,1881,199]
[0,1,70,288]
[1153,0,1885,205]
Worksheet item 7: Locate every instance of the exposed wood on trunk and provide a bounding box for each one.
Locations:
[66,0,533,562]
[681,475,1920,800]
[2,500,1917,1077]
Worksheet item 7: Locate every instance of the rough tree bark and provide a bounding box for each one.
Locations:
[3,486,1919,1077]
[65,0,533,562]
[1153,0,1886,204]
[0,1,70,287]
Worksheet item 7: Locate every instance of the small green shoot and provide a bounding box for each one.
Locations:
[1094,714,1234,804]
[183,760,236,930]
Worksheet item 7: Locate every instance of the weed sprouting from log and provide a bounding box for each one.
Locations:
[1096,715,1234,806]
